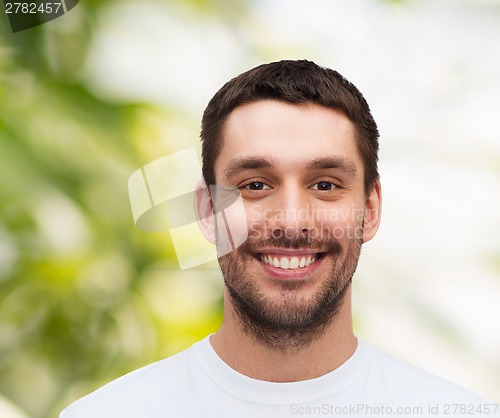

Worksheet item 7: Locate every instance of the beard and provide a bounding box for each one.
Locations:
[217,225,363,352]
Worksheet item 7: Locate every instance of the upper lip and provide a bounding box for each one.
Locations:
[256,249,323,256]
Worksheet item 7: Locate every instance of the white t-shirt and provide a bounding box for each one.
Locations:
[60,336,498,418]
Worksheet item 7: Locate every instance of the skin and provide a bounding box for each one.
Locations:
[196,100,382,383]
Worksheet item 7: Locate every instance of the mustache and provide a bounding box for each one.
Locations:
[237,234,342,255]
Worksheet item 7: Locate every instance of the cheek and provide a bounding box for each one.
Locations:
[244,203,270,240]
[215,194,249,254]
[246,202,265,224]
[310,205,365,241]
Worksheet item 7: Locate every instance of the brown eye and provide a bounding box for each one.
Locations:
[312,181,335,191]
[241,182,271,191]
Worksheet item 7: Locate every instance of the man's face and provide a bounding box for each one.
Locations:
[211,100,380,349]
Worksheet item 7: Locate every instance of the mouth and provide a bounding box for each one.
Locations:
[258,253,324,270]
[253,250,326,279]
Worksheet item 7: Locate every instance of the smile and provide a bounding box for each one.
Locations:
[259,254,320,270]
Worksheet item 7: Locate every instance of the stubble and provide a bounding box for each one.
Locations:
[217,231,363,352]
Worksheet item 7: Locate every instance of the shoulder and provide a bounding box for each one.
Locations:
[59,342,197,418]
[363,340,491,404]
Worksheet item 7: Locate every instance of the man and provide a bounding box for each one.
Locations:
[61,60,497,417]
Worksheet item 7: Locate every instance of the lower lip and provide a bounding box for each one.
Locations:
[257,255,323,280]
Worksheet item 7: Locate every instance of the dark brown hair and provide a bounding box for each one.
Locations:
[201,60,379,194]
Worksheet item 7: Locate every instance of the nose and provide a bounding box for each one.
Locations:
[267,183,315,240]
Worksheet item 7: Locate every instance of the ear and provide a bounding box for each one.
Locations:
[362,179,382,243]
[194,178,216,244]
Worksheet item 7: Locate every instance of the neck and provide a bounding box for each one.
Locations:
[210,287,357,382]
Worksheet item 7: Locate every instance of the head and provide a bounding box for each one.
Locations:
[196,60,381,351]
[201,59,379,195]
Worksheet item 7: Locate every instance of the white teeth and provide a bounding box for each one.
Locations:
[260,255,318,269]
[279,257,290,269]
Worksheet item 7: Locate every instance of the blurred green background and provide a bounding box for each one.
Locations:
[0,1,499,417]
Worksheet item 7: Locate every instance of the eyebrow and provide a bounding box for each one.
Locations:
[224,156,277,179]
[223,156,357,179]
[306,157,358,176]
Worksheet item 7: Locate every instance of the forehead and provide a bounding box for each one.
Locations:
[216,100,362,178]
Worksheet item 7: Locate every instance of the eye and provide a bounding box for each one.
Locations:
[240,181,271,191]
[311,181,336,191]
